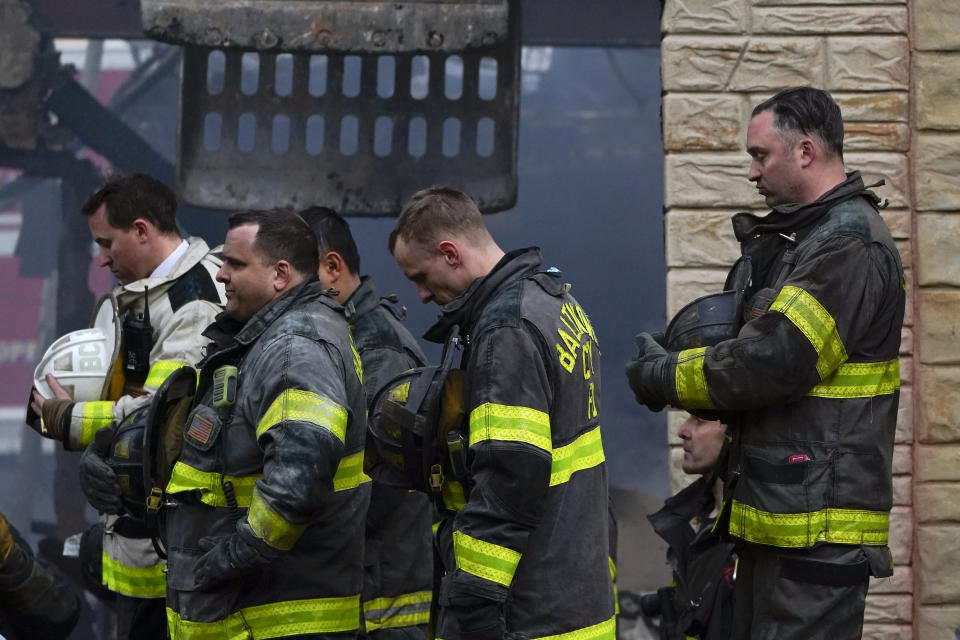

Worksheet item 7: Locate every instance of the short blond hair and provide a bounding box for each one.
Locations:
[389,186,491,254]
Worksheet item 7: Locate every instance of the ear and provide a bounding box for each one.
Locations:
[797,137,816,169]
[320,251,345,283]
[131,218,151,244]
[437,240,461,267]
[273,260,294,291]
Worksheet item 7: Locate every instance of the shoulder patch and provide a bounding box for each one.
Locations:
[168,262,222,313]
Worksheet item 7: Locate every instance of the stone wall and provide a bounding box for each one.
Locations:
[660,1,929,637]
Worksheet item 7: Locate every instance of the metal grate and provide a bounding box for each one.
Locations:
[177,38,519,214]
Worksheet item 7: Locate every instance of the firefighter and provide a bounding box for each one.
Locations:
[28,173,224,640]
[301,206,434,640]
[626,86,904,639]
[164,210,370,639]
[389,187,615,640]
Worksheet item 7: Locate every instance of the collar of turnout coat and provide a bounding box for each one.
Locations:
[731,171,883,243]
[423,246,543,344]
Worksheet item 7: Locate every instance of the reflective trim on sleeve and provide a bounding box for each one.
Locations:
[530,615,617,640]
[165,461,259,508]
[247,490,308,551]
[256,389,348,442]
[144,360,190,389]
[363,590,432,632]
[770,285,848,380]
[101,551,166,598]
[442,480,466,512]
[728,500,889,548]
[333,451,372,491]
[468,403,551,452]
[388,381,411,404]
[77,401,115,448]
[452,529,521,587]
[166,595,361,640]
[608,557,619,616]
[550,426,605,486]
[674,348,714,410]
[807,359,900,398]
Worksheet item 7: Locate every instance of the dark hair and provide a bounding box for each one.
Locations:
[300,206,361,275]
[389,186,488,254]
[751,87,844,159]
[228,209,319,277]
[81,173,180,234]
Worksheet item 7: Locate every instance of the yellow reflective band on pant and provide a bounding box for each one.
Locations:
[79,401,115,448]
[166,595,361,640]
[256,389,348,442]
[770,285,847,380]
[530,615,617,640]
[333,451,371,491]
[165,462,260,508]
[728,500,889,548]
[674,348,714,410]
[807,359,900,398]
[452,530,521,587]
[363,590,432,631]
[101,551,166,598]
[468,403,551,452]
[144,360,189,389]
[550,426,605,486]
[443,480,466,511]
[608,557,619,616]
[247,490,307,551]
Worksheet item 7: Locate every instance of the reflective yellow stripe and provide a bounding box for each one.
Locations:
[452,530,521,587]
[79,401,115,448]
[728,500,889,548]
[770,285,847,379]
[550,426,605,486]
[530,615,617,640]
[101,551,166,598]
[333,451,371,491]
[363,590,432,631]
[608,557,619,616]
[807,359,900,398]
[144,360,189,388]
[256,389,348,442]
[166,595,361,640]
[389,381,411,403]
[165,461,260,508]
[468,403,551,452]
[247,490,308,551]
[442,480,467,511]
[674,348,714,409]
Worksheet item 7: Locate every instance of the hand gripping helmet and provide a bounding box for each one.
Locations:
[366,326,465,494]
[663,256,752,351]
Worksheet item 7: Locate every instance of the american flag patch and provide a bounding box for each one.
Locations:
[188,414,214,446]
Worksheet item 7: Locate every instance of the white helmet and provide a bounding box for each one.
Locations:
[33,294,121,401]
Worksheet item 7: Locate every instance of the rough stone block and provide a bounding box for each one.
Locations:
[834,92,909,122]
[918,365,960,441]
[896,386,912,444]
[845,152,909,208]
[899,357,913,385]
[917,213,960,286]
[894,240,911,272]
[880,208,910,240]
[844,122,910,152]
[753,6,906,35]
[754,0,905,4]
[904,269,914,327]
[892,475,911,506]
[916,482,960,523]
[918,294,960,366]
[918,524,960,604]
[913,0,960,51]
[727,38,825,92]
[918,606,960,640]
[915,134,960,211]
[892,444,911,475]
[900,327,913,356]
[663,94,747,151]
[665,209,740,267]
[666,268,728,319]
[665,153,760,209]
[862,624,913,640]
[916,53,960,130]
[915,444,960,482]
[864,594,913,624]
[662,0,748,34]
[870,566,913,595]
[827,37,909,91]
[889,506,912,565]
[662,36,747,92]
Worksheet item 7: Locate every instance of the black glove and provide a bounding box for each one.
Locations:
[79,428,123,515]
[193,529,276,591]
[624,333,671,412]
[444,597,505,640]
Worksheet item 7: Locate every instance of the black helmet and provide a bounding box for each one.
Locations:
[108,407,150,521]
[664,256,752,351]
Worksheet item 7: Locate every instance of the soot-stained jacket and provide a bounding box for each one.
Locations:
[425,248,615,640]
